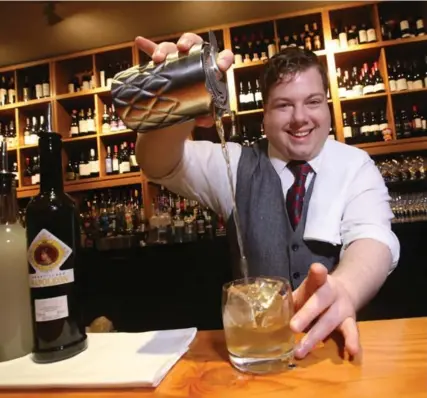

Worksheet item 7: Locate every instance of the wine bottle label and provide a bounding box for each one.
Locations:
[119,161,130,174]
[358,30,368,43]
[130,154,138,167]
[35,84,43,99]
[42,83,50,97]
[106,158,113,173]
[87,119,96,132]
[100,70,106,87]
[90,160,99,174]
[412,80,423,89]
[343,126,352,138]
[102,123,111,134]
[23,87,30,101]
[35,295,68,322]
[367,29,377,42]
[70,126,79,136]
[374,83,385,92]
[397,78,408,91]
[28,229,74,288]
[400,20,409,31]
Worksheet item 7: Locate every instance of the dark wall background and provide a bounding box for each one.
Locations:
[78,222,427,332]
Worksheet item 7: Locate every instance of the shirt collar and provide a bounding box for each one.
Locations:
[268,142,324,175]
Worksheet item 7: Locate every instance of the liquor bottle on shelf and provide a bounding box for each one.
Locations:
[105,146,113,175]
[104,143,137,175]
[65,160,76,181]
[66,71,94,93]
[78,152,91,179]
[112,145,120,174]
[78,109,88,136]
[118,142,131,174]
[388,58,425,92]
[7,76,16,105]
[23,157,32,186]
[395,106,427,139]
[78,187,149,249]
[129,142,139,172]
[381,15,425,40]
[88,148,99,178]
[22,76,31,102]
[38,115,47,135]
[2,120,17,148]
[86,109,96,135]
[31,156,40,186]
[334,21,377,49]
[11,161,18,181]
[0,76,7,106]
[0,141,33,362]
[228,111,241,144]
[254,79,263,109]
[336,61,385,99]
[25,132,87,363]
[69,110,79,138]
[342,109,388,145]
[101,104,111,134]
[42,76,50,98]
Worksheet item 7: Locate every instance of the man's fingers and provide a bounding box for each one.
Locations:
[135,37,180,63]
[177,32,204,51]
[216,49,235,72]
[292,262,328,311]
[153,41,181,62]
[339,317,361,357]
[135,36,157,57]
[293,301,342,359]
[291,279,334,333]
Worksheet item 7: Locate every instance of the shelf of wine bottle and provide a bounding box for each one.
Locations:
[2,0,427,207]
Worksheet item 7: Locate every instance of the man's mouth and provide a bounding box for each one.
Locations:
[288,128,314,138]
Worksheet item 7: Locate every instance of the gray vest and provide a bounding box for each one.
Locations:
[226,140,341,290]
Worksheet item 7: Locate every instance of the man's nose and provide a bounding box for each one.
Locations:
[290,104,308,127]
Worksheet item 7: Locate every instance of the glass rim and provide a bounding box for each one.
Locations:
[222,275,291,292]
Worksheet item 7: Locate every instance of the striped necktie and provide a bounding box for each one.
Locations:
[286,161,312,229]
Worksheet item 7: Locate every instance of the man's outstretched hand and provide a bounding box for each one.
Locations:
[290,263,361,359]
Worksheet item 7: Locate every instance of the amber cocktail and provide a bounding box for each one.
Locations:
[222,276,295,374]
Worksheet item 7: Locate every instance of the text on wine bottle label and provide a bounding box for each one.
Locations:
[35,295,69,322]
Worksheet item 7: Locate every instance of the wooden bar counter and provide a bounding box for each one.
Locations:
[1,317,426,398]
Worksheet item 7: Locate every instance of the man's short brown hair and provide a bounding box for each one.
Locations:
[260,47,328,104]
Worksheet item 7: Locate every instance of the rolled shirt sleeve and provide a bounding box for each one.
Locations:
[340,156,400,271]
[147,139,241,219]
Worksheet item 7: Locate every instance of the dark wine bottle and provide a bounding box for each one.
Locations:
[25,131,87,363]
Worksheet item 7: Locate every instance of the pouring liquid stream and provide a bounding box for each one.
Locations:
[215,116,249,282]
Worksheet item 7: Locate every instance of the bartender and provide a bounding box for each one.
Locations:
[134,33,400,360]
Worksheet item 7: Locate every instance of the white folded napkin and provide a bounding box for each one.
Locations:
[0,327,197,389]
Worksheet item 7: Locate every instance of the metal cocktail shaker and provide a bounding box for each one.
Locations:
[111,31,229,133]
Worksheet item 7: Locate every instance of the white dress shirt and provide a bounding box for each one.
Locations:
[149,138,400,270]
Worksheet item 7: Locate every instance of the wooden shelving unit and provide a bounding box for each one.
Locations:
[1,0,426,210]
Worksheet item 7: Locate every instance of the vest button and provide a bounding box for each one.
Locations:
[292,272,300,279]
[291,244,299,252]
